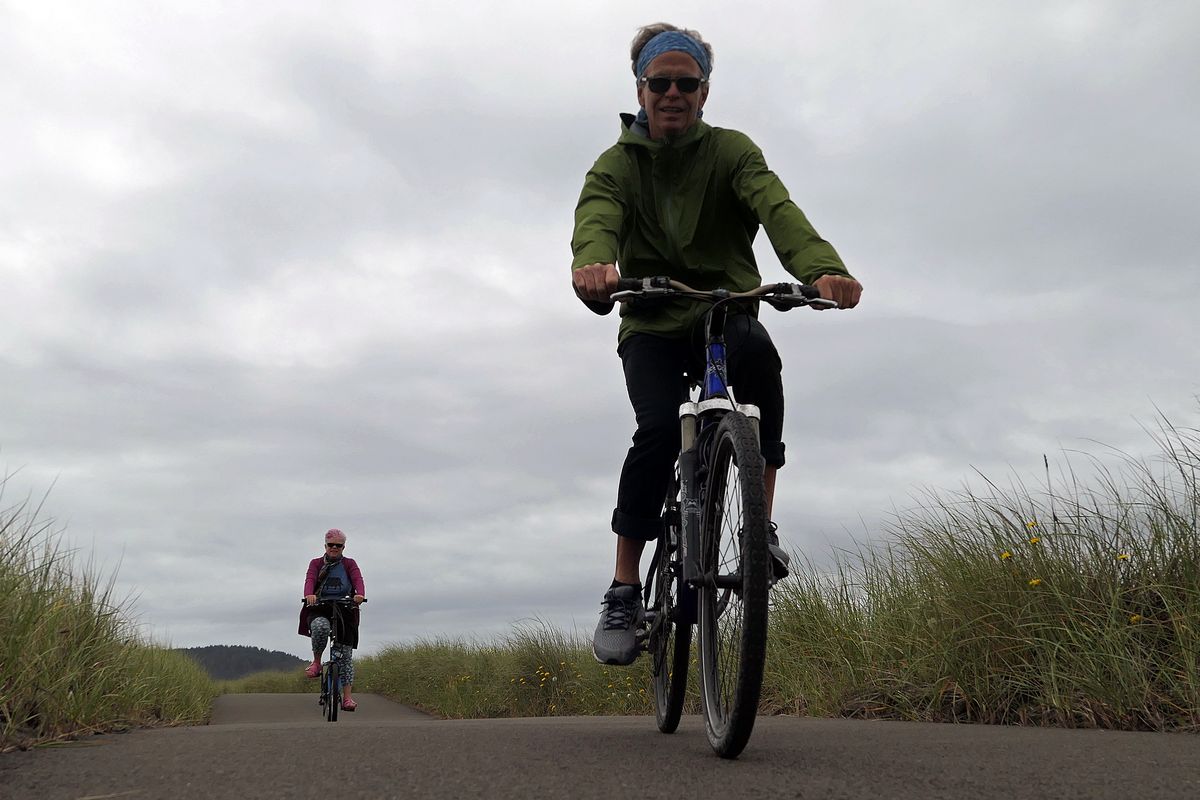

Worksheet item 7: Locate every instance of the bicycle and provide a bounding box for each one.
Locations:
[611,275,836,759]
[302,595,364,722]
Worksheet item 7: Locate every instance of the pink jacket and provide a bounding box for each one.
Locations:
[297,556,365,637]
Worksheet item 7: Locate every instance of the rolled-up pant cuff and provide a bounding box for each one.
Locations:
[611,508,661,542]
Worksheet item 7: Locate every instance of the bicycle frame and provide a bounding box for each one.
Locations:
[676,298,764,589]
[615,278,829,597]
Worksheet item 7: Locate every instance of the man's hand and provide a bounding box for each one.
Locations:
[305,594,317,606]
[353,594,365,605]
[572,262,620,303]
[813,274,863,309]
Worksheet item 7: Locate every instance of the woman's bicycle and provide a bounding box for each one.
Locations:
[611,275,835,759]
[303,595,364,723]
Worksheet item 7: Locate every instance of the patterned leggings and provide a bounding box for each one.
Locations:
[309,615,355,686]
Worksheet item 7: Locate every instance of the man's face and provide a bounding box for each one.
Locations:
[637,51,708,141]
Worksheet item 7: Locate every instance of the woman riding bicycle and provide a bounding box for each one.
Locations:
[298,528,366,711]
[571,23,863,666]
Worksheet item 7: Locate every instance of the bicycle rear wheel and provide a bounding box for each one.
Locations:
[651,469,694,733]
[696,411,770,758]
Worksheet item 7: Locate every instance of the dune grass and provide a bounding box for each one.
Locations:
[356,622,659,718]
[0,478,216,751]
[248,412,1197,731]
[219,668,311,694]
[767,413,1199,729]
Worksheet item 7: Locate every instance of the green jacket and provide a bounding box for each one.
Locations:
[571,115,852,344]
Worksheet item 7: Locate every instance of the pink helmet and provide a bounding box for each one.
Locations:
[325,528,347,544]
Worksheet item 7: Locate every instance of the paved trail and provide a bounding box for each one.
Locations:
[2,693,1197,799]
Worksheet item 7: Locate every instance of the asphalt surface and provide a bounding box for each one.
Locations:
[2,694,1197,799]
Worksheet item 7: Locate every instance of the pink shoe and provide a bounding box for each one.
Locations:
[304,661,321,678]
[341,698,357,712]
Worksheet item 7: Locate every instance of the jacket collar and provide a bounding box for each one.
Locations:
[617,114,710,151]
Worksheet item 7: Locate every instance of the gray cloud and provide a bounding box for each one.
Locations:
[4,1,1198,657]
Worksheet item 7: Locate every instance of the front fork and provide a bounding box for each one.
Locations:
[677,400,761,589]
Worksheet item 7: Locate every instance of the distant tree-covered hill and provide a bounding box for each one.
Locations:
[177,645,307,680]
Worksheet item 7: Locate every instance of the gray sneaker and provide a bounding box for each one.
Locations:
[767,522,790,579]
[592,584,645,666]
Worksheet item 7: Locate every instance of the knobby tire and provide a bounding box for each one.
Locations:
[697,411,769,758]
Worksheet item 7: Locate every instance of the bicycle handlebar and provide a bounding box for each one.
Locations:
[609,276,837,310]
[302,596,367,606]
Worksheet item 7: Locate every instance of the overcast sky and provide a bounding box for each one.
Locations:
[3,0,1198,659]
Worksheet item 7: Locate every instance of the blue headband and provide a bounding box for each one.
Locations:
[636,31,710,79]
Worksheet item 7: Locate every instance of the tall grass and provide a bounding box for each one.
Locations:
[767,413,1200,729]
[0,477,216,751]
[358,622,658,718]
[219,669,311,694]
[240,411,1197,731]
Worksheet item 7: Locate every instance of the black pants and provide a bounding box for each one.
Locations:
[611,316,785,542]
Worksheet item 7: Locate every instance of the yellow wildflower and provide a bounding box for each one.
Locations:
[1026,520,1038,528]
[1000,551,1012,560]
[1028,578,1042,587]
[1117,553,1130,561]
[1028,536,1041,545]
[1130,614,1143,624]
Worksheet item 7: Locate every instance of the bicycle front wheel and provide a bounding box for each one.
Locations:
[651,468,694,733]
[696,411,770,758]
[326,663,340,722]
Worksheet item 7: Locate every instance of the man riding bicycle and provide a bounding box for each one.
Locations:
[571,23,863,666]
[299,528,366,711]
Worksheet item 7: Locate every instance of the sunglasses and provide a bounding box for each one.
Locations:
[639,76,706,94]
[325,542,345,549]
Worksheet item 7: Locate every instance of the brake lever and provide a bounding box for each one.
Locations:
[763,293,839,311]
[610,287,674,302]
